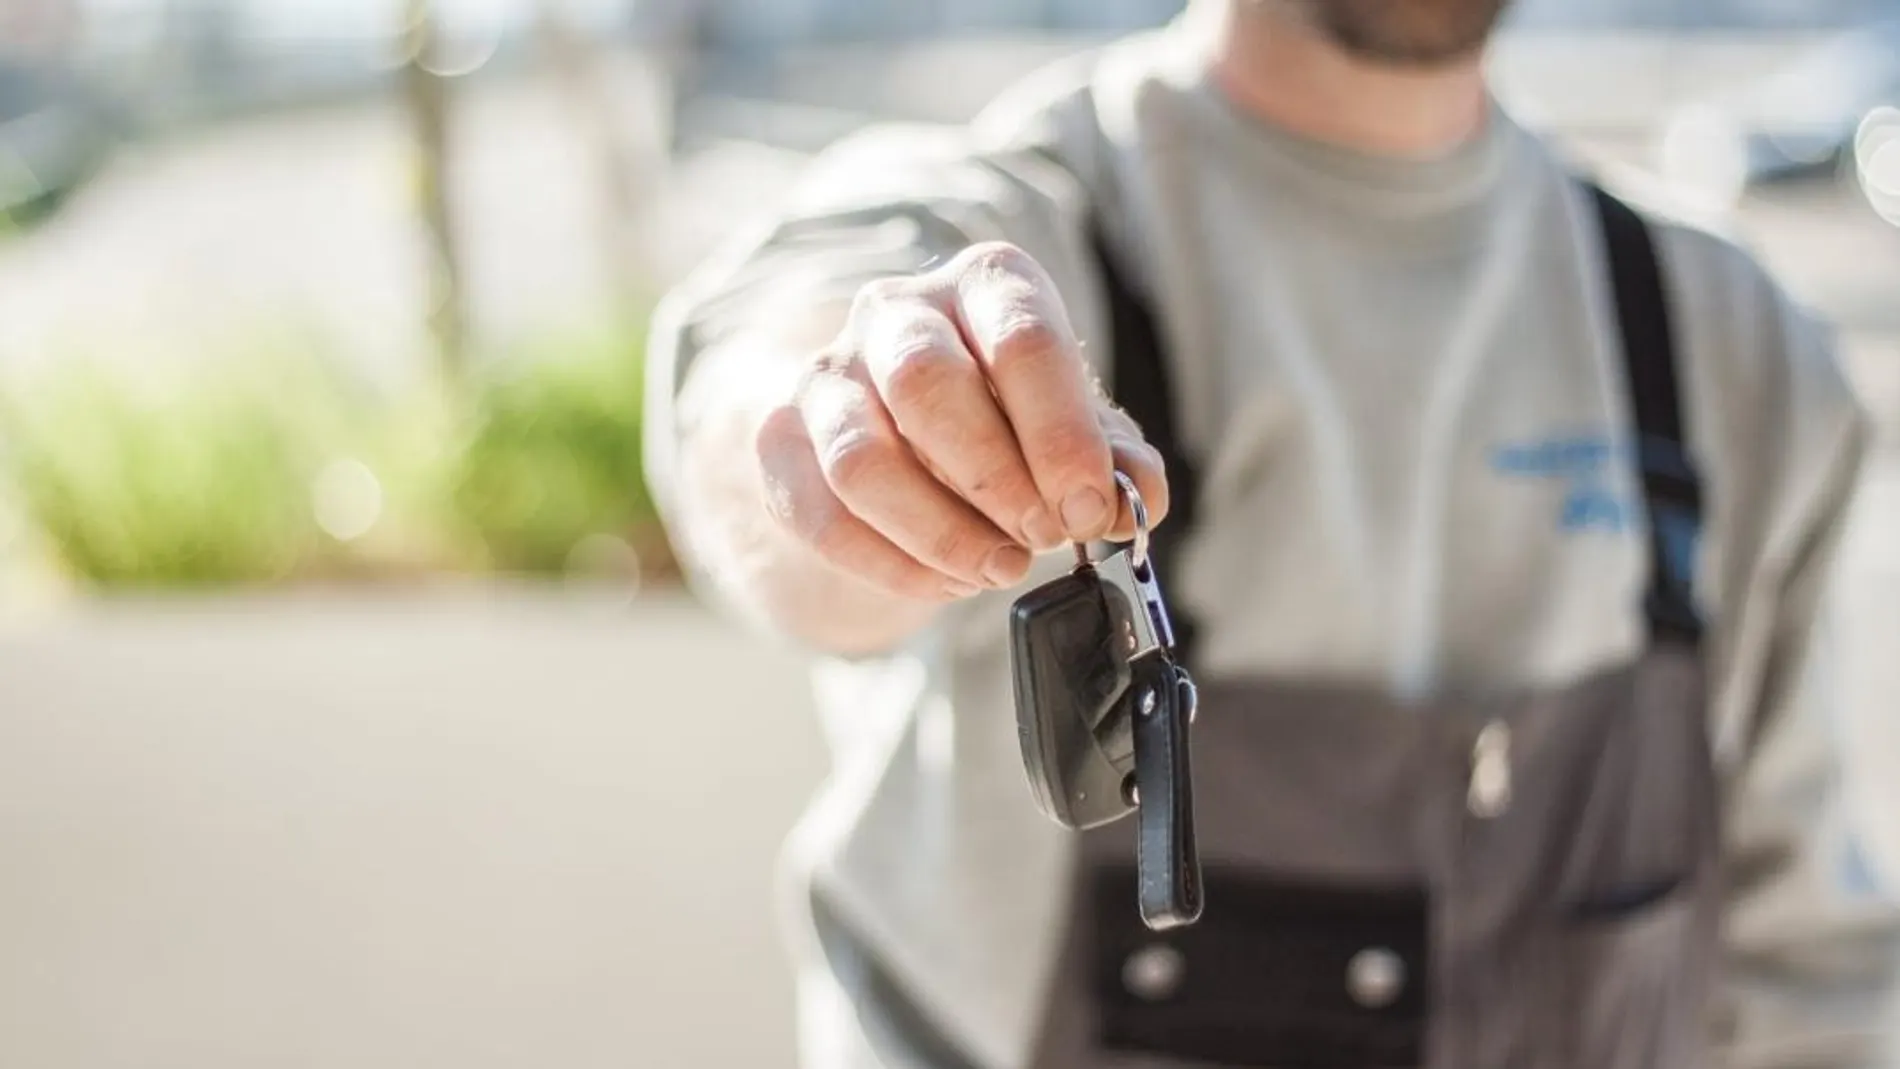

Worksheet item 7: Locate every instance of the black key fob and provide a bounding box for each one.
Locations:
[1009,564,1137,830]
[1009,473,1202,929]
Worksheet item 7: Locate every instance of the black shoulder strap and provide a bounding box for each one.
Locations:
[1089,214,1203,666]
[1088,183,1704,660]
[1589,184,1706,646]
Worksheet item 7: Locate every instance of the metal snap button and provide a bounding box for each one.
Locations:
[1121,943,1185,1001]
[1346,947,1405,1009]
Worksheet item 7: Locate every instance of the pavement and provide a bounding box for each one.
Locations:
[0,587,830,1069]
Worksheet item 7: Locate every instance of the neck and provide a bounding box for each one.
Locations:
[1198,1,1493,159]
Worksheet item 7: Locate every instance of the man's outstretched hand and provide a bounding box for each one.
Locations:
[751,242,1172,604]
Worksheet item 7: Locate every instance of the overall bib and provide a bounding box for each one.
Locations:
[1025,184,1724,1069]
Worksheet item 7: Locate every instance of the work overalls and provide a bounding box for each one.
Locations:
[1021,184,1723,1069]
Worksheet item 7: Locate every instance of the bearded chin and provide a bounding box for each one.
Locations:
[1285,0,1514,66]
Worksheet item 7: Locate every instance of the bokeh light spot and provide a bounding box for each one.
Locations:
[1856,107,1900,227]
[1657,104,1748,214]
[1854,106,1900,160]
[313,459,385,543]
[414,0,507,78]
[1866,141,1900,198]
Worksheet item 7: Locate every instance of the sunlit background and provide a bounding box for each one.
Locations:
[0,1,1897,1066]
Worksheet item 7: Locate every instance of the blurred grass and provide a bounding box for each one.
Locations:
[447,315,659,576]
[0,331,358,587]
[0,309,673,592]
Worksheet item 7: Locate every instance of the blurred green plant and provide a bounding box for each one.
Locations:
[0,332,365,587]
[0,310,672,591]
[446,313,664,577]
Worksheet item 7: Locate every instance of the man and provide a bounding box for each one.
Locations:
[643,1,1900,1066]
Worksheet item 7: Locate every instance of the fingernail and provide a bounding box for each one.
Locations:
[982,545,1032,588]
[1060,488,1109,538]
[1021,506,1064,551]
[944,580,983,599]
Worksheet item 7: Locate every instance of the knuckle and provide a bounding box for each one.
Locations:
[967,455,1035,502]
[820,429,902,492]
[849,276,917,320]
[797,351,887,432]
[952,240,1038,282]
[792,348,859,411]
[753,404,811,464]
[758,471,836,547]
[800,344,858,388]
[800,507,854,557]
[1034,421,1109,476]
[986,318,1067,380]
[929,522,986,573]
[881,343,971,416]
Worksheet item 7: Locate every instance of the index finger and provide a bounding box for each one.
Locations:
[946,243,1116,542]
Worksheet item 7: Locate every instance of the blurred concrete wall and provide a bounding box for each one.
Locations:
[0,588,827,1069]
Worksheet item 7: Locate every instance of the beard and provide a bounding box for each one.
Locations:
[1274,0,1514,65]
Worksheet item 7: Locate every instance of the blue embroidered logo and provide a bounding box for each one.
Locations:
[1490,432,1636,533]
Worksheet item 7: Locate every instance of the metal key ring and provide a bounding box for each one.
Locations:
[1071,472,1152,571]
[1115,471,1151,570]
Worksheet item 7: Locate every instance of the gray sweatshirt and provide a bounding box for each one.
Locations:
[644,19,1900,1069]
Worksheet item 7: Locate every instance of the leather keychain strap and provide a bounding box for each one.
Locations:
[1131,642,1202,929]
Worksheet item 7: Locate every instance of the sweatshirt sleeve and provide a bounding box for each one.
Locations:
[641,79,1111,640]
[1671,229,1900,1067]
[1715,411,1900,1068]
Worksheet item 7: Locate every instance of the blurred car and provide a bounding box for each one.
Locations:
[1658,17,1900,185]
[0,57,121,226]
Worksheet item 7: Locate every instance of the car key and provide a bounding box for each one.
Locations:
[1009,473,1202,929]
